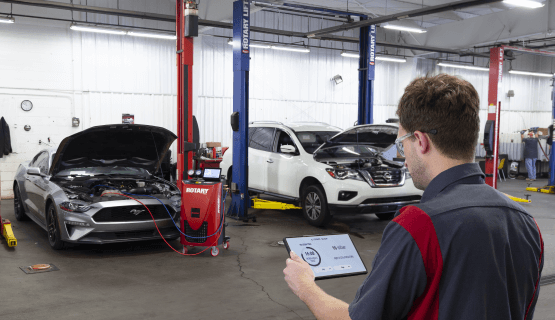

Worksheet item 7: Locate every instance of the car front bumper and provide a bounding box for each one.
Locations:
[58,199,181,244]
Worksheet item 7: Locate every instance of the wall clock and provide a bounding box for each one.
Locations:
[21,100,33,112]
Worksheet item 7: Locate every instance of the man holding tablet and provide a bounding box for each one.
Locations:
[283,74,544,320]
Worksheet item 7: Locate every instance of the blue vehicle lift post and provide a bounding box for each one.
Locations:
[550,75,555,187]
[229,0,255,222]
[357,20,375,125]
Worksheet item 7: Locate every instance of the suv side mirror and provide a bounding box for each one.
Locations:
[27,167,42,176]
[280,145,296,154]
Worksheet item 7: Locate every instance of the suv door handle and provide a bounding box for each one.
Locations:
[267,159,274,163]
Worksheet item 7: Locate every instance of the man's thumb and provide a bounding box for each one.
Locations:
[290,251,302,261]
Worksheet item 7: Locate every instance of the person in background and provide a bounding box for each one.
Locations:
[521,130,539,181]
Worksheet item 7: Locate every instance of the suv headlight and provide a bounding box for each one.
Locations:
[405,169,412,179]
[59,201,91,213]
[326,168,364,181]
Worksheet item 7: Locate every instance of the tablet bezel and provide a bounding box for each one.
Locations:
[283,234,368,281]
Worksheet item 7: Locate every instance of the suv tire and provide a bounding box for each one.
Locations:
[376,212,395,220]
[301,185,331,227]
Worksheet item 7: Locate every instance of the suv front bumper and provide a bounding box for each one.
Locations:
[329,197,421,214]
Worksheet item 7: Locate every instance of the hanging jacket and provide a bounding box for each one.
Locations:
[0,117,13,158]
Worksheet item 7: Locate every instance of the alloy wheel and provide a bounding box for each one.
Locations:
[305,192,321,221]
[47,207,58,245]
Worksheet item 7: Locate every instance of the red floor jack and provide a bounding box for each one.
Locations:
[181,168,230,256]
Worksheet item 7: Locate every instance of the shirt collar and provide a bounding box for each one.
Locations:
[420,163,485,203]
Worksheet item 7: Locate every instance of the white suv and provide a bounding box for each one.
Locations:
[220,122,423,226]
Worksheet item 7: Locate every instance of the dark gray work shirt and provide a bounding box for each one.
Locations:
[349,163,544,320]
[523,138,539,159]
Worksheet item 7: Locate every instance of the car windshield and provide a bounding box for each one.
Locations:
[56,166,150,177]
[314,145,380,160]
[294,131,340,154]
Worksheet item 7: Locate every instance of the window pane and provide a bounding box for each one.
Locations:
[250,128,275,151]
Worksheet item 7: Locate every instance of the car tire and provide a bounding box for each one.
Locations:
[46,204,66,250]
[13,185,29,221]
[376,212,395,220]
[301,185,331,227]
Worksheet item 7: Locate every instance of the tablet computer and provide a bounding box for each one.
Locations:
[283,234,367,280]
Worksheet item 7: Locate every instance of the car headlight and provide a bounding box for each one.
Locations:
[59,201,91,213]
[325,168,364,181]
[170,195,182,209]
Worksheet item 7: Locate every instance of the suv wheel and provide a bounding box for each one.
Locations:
[376,212,395,220]
[47,204,66,250]
[13,186,29,221]
[301,185,331,227]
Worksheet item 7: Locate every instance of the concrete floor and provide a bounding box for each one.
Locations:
[1,178,554,320]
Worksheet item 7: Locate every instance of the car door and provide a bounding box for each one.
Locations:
[266,129,302,197]
[247,127,275,191]
[24,151,47,219]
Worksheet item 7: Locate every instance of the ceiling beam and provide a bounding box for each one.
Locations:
[304,0,503,37]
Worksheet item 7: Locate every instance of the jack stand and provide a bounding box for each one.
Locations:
[2,219,17,247]
[524,194,531,201]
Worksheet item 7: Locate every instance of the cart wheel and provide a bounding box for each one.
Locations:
[182,247,188,254]
[210,246,219,257]
[223,241,230,250]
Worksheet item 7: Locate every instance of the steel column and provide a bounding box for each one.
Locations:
[485,47,503,188]
[358,23,375,125]
[229,0,251,220]
[550,75,555,186]
[176,0,194,191]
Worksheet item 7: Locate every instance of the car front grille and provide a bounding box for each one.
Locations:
[368,168,404,185]
[93,205,176,222]
[183,221,208,244]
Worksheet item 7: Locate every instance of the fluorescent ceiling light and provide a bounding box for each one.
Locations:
[383,25,427,33]
[70,24,126,35]
[508,70,555,78]
[376,56,407,63]
[502,0,544,8]
[128,31,176,40]
[341,51,360,58]
[227,39,270,48]
[0,16,15,24]
[271,45,310,53]
[437,62,489,71]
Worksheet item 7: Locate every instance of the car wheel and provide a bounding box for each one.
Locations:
[13,186,29,221]
[47,204,66,250]
[301,185,331,227]
[376,212,395,220]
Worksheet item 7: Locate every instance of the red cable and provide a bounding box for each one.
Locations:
[102,193,219,256]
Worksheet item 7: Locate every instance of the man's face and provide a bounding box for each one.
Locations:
[398,125,427,191]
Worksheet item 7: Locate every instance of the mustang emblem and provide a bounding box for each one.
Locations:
[383,172,393,182]
[130,209,145,215]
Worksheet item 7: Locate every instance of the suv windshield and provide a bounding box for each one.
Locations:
[294,131,340,154]
[56,166,150,177]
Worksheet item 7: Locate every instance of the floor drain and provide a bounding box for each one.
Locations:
[20,264,60,274]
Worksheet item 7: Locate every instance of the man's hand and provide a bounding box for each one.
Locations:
[284,251,317,302]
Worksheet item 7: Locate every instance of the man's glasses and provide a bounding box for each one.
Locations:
[395,130,438,157]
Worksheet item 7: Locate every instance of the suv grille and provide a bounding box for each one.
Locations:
[368,168,403,185]
[361,195,421,205]
[93,205,176,222]
[184,221,208,244]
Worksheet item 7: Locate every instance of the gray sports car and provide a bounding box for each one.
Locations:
[13,124,182,249]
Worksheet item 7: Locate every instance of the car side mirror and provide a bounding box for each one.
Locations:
[27,167,42,176]
[280,145,296,154]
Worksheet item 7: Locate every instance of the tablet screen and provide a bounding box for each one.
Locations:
[203,168,221,180]
[284,234,367,280]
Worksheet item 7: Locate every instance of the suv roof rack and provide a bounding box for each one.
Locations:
[249,121,285,125]
[290,121,331,125]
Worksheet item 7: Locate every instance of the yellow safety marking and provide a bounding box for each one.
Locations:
[251,198,302,210]
[2,222,17,247]
[526,186,555,194]
[502,192,531,203]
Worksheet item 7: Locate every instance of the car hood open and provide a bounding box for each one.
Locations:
[49,124,177,176]
[314,124,398,153]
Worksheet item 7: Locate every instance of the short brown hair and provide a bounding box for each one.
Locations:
[396,74,480,161]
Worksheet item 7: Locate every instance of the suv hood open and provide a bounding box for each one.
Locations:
[314,124,398,154]
[49,124,177,176]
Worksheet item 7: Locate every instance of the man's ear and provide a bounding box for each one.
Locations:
[413,131,431,155]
